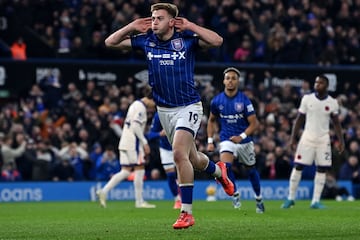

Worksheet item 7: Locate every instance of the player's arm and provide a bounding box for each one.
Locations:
[331,114,345,153]
[289,113,305,149]
[132,120,150,155]
[230,114,259,143]
[174,17,223,48]
[105,17,152,50]
[207,112,218,152]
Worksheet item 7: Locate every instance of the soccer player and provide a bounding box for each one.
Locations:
[96,87,156,209]
[281,75,345,209]
[207,67,265,213]
[147,112,181,209]
[104,3,234,229]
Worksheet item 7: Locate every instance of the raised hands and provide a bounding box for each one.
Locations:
[131,17,152,33]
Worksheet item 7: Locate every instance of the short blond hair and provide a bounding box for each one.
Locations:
[151,3,178,18]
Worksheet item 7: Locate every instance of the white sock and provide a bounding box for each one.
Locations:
[312,172,326,204]
[213,164,221,178]
[102,169,131,195]
[134,169,145,204]
[288,169,302,200]
[181,203,192,214]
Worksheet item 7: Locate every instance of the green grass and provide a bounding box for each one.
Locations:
[0,200,359,240]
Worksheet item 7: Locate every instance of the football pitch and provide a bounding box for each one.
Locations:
[0,200,359,240]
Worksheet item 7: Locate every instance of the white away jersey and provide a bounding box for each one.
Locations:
[299,93,339,139]
[119,100,147,151]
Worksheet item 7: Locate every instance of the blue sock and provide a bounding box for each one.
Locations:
[180,185,193,204]
[248,168,261,197]
[225,162,237,193]
[166,171,178,197]
[204,160,216,175]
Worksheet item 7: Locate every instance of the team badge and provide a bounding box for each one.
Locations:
[235,103,244,112]
[149,42,156,47]
[171,38,184,51]
[325,106,329,111]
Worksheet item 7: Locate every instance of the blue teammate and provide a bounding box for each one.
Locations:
[207,67,265,213]
[104,3,234,229]
[147,112,181,209]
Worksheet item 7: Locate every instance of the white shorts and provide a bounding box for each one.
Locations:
[219,140,256,166]
[160,147,175,170]
[294,134,332,167]
[157,102,203,144]
[119,149,145,166]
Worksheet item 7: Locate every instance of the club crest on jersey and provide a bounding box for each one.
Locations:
[149,42,156,47]
[171,38,184,51]
[235,103,244,112]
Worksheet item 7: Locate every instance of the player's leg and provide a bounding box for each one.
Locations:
[96,150,131,208]
[218,141,239,208]
[134,151,156,208]
[238,142,264,213]
[160,148,181,208]
[311,143,331,209]
[282,143,314,208]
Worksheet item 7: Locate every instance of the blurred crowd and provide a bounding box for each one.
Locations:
[0,70,360,187]
[2,0,360,64]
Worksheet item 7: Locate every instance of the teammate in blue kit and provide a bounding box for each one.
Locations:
[207,67,265,213]
[104,3,234,229]
[147,112,181,209]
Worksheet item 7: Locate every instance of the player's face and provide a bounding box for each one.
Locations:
[223,71,239,91]
[151,9,174,36]
[314,77,328,94]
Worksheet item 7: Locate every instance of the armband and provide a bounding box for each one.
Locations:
[207,137,214,144]
[240,132,247,139]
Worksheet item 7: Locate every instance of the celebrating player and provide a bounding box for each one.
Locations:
[104,3,234,229]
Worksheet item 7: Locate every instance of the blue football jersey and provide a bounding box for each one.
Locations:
[131,30,201,107]
[210,91,255,143]
[147,112,172,151]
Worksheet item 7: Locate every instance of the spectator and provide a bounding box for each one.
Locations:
[10,37,27,60]
[0,133,27,172]
[95,146,120,181]
[339,155,360,184]
[51,158,75,182]
[322,172,354,201]
[1,162,22,181]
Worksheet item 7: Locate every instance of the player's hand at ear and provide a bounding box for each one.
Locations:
[174,17,190,32]
[132,17,152,33]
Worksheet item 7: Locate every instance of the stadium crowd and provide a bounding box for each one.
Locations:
[1,0,360,64]
[0,72,359,186]
[0,0,360,198]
